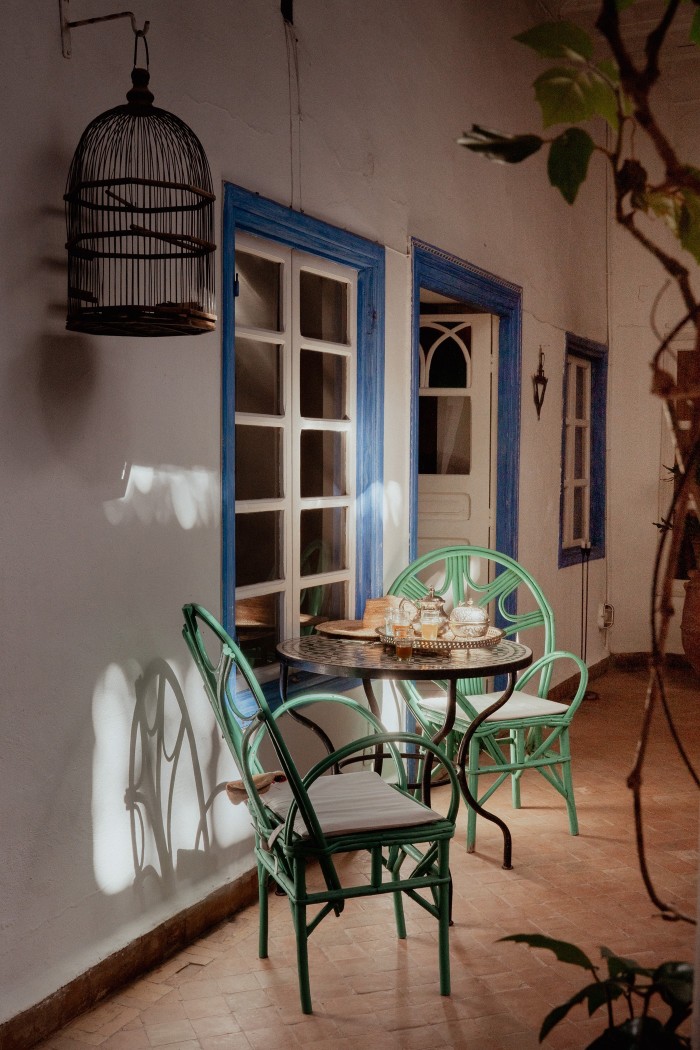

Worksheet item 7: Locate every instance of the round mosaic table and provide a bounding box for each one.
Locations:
[276,634,532,869]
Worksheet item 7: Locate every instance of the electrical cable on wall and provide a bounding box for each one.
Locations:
[283,1,303,212]
[580,540,599,700]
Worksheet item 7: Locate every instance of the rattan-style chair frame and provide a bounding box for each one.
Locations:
[388,546,588,853]
[182,603,460,1014]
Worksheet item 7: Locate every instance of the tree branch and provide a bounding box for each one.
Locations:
[643,0,683,88]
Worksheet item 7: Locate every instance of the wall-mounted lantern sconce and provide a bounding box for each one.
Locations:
[61,2,216,337]
[532,347,548,420]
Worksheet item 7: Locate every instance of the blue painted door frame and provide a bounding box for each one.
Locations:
[411,240,522,563]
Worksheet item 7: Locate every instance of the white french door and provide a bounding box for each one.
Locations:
[417,312,498,556]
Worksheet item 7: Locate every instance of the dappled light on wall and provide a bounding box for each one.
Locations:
[103,464,218,528]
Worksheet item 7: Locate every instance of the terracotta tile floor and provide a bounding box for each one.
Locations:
[37,665,699,1049]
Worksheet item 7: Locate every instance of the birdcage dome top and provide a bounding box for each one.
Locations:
[66,68,214,206]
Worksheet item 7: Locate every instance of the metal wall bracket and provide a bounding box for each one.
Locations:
[59,0,149,59]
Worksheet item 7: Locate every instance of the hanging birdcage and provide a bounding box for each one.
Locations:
[64,39,216,337]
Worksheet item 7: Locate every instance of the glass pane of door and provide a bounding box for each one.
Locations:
[235,592,280,668]
[235,511,282,586]
[235,425,282,499]
[299,271,348,343]
[300,431,346,496]
[236,251,282,331]
[299,581,345,633]
[300,508,347,572]
[235,338,282,415]
[300,349,346,419]
[419,395,471,474]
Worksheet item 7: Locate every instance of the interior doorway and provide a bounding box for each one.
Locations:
[417,298,498,556]
[411,241,522,564]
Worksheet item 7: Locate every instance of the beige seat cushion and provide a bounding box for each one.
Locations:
[262,770,443,839]
[418,687,570,723]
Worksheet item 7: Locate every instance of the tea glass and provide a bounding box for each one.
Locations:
[393,621,414,660]
[420,609,442,640]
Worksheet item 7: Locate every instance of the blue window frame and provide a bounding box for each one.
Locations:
[222,184,385,681]
[559,332,607,568]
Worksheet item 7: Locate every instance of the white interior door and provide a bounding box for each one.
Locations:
[417,312,497,556]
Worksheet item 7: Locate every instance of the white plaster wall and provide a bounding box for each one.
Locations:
[605,74,700,654]
[0,0,615,1023]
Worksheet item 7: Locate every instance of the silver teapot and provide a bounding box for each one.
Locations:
[398,588,449,637]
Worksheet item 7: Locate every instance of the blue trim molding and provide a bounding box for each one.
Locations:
[410,240,522,563]
[558,332,608,568]
[222,183,385,641]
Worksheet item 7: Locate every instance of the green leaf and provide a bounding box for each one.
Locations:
[539,981,621,1041]
[587,980,624,1016]
[637,190,680,235]
[457,125,543,164]
[591,73,621,130]
[597,58,620,85]
[534,67,619,129]
[548,128,595,204]
[616,0,636,10]
[691,8,700,46]
[539,990,586,1040]
[679,190,700,263]
[514,21,593,61]
[653,960,694,1011]
[499,933,596,971]
[680,164,700,195]
[600,946,652,980]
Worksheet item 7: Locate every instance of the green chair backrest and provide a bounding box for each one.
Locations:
[388,545,557,697]
[182,603,338,864]
[182,603,266,775]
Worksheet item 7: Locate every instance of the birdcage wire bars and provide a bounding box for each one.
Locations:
[65,66,216,336]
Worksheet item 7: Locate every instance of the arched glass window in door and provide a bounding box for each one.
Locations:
[419,317,472,475]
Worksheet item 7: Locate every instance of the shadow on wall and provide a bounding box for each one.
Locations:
[92,657,253,906]
[126,659,222,895]
[5,331,130,494]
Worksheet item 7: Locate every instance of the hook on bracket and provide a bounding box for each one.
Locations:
[59,0,150,59]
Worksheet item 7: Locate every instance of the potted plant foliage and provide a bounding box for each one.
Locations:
[501,934,692,1048]
[459,2,698,1043]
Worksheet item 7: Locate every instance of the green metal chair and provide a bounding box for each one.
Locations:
[388,546,588,853]
[182,603,460,1014]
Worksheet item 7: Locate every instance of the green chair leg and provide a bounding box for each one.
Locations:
[438,840,451,996]
[257,860,269,959]
[560,729,579,836]
[292,899,312,1014]
[466,735,480,853]
[393,887,407,940]
[387,845,407,939]
[511,729,525,809]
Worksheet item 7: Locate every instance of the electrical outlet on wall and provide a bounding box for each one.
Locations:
[597,602,614,630]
